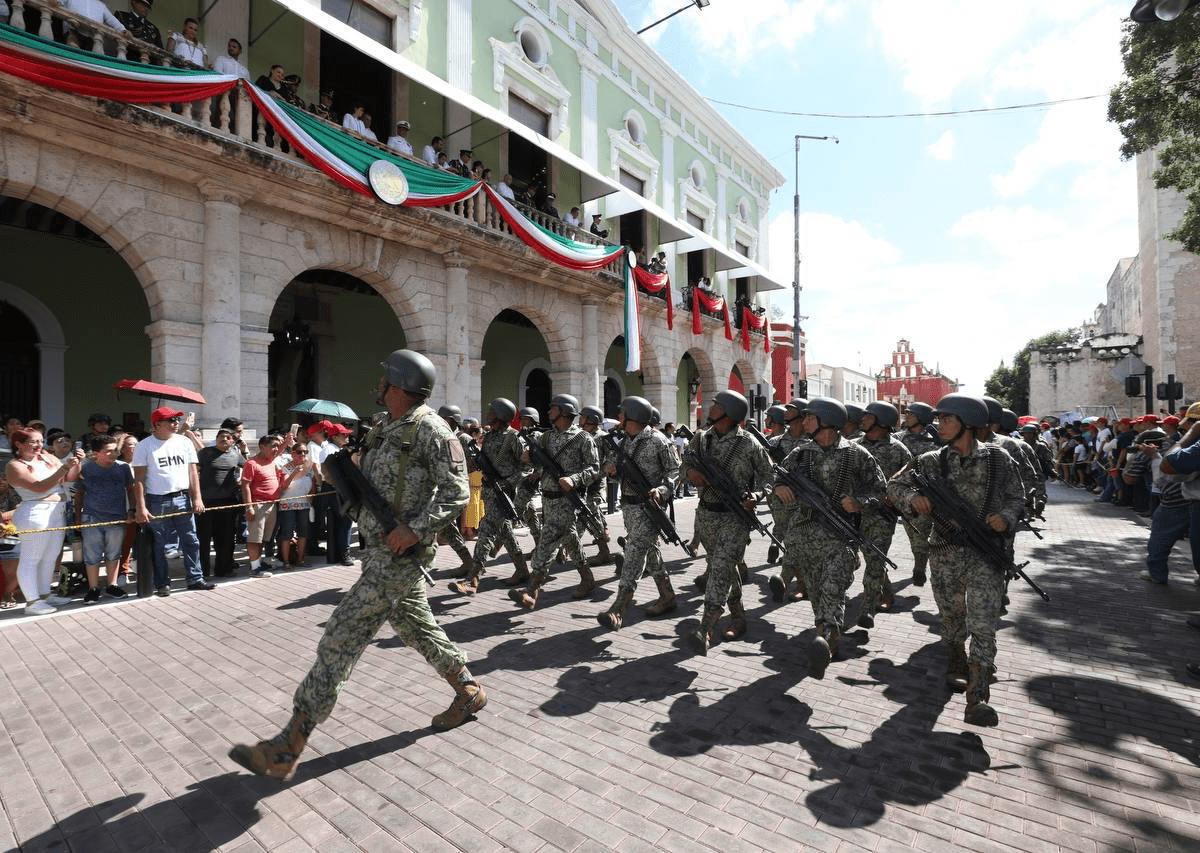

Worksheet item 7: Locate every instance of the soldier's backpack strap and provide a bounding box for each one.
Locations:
[391,407,436,513]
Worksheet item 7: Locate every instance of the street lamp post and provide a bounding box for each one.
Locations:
[637,0,711,35]
[793,134,838,400]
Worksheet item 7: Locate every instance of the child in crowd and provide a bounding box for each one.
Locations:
[73,435,136,602]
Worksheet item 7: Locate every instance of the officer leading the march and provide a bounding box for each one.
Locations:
[229,349,485,781]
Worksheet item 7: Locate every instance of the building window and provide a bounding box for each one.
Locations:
[491,19,569,139]
[624,112,646,144]
[619,169,644,195]
[323,0,392,45]
[685,210,705,230]
[510,93,550,136]
[518,27,548,66]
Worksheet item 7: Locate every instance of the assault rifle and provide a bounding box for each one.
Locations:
[322,428,435,587]
[599,432,694,557]
[909,471,1049,602]
[463,440,518,523]
[519,429,607,541]
[687,433,787,554]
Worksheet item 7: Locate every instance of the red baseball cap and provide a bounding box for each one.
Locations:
[1096,417,1108,424]
[151,406,185,424]
[1164,415,1180,426]
[328,423,353,436]
[1119,418,1133,425]
[306,420,333,436]
[1140,414,1160,424]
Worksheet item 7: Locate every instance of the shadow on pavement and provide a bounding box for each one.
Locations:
[1026,674,1200,848]
[276,587,346,610]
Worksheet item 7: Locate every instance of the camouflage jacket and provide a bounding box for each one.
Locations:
[780,435,887,518]
[114,10,162,48]
[768,431,812,463]
[358,403,469,545]
[900,427,940,457]
[1027,438,1055,482]
[479,426,524,491]
[531,425,600,493]
[888,442,1024,548]
[856,434,913,479]
[987,433,1038,494]
[682,425,772,506]
[614,427,680,503]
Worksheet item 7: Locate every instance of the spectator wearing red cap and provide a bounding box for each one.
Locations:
[132,407,210,595]
[305,421,333,556]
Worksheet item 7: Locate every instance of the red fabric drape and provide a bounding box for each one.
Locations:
[692,288,732,340]
[741,306,770,353]
[631,266,672,330]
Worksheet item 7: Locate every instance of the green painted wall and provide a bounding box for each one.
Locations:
[407,81,445,144]
[603,342,643,397]
[479,320,550,422]
[0,225,151,431]
[327,291,406,423]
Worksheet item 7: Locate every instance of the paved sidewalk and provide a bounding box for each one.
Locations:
[2,484,1200,852]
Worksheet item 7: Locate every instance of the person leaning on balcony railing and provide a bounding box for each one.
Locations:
[495,172,516,200]
[386,120,414,156]
[342,102,368,136]
[112,0,160,53]
[212,37,249,79]
[309,88,334,121]
[55,0,129,49]
[590,213,609,240]
[421,135,444,166]
[165,16,208,68]
[563,207,581,228]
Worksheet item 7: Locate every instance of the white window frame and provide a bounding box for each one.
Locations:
[490,18,569,140]
[678,162,716,232]
[608,120,660,203]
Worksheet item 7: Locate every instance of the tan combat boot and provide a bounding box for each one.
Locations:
[502,553,530,587]
[587,538,613,567]
[945,641,969,692]
[643,575,677,617]
[688,604,722,656]
[721,598,747,641]
[432,667,487,730]
[509,578,541,610]
[964,662,999,727]
[450,561,484,595]
[912,554,927,586]
[228,711,314,782]
[596,587,634,630]
[572,561,595,599]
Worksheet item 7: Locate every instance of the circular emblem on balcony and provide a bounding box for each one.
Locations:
[368,160,409,205]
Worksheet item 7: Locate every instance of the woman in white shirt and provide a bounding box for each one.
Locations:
[4,428,83,615]
[277,446,315,568]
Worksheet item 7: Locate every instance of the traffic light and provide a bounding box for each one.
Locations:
[1125,376,1142,397]
[797,379,808,398]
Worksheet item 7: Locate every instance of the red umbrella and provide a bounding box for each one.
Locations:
[113,379,206,405]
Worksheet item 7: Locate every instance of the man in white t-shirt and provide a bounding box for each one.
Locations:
[133,406,211,595]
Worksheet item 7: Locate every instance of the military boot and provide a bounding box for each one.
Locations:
[688,604,722,656]
[596,587,634,630]
[856,590,877,629]
[912,554,927,587]
[769,575,787,603]
[721,598,747,641]
[450,561,484,595]
[450,544,474,577]
[572,561,596,599]
[613,554,624,575]
[502,555,530,587]
[431,666,487,730]
[228,710,314,782]
[809,623,839,680]
[964,662,999,727]
[643,575,677,617]
[767,544,779,565]
[587,538,613,567]
[945,640,969,692]
[509,580,541,610]
[878,576,895,612]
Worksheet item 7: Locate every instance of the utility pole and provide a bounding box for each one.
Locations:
[794,134,838,399]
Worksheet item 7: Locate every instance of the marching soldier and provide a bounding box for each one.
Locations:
[681,390,772,654]
[854,401,912,628]
[511,395,599,609]
[229,349,484,781]
[1002,408,1044,511]
[898,402,940,586]
[841,403,865,441]
[435,404,475,576]
[774,398,886,678]
[981,397,1039,507]
[1020,422,1054,513]
[578,406,614,567]
[598,396,680,629]
[766,398,812,603]
[888,394,1024,727]
[508,406,544,558]
[450,398,528,595]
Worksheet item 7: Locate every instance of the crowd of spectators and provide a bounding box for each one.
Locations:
[0,408,360,616]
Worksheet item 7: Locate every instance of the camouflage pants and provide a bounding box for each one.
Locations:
[929,545,1005,669]
[697,507,750,610]
[293,545,466,725]
[787,519,857,629]
[576,489,609,544]
[514,482,542,540]
[767,497,798,580]
[529,494,584,583]
[860,512,897,603]
[617,503,666,595]
[437,515,471,560]
[901,513,932,565]
[473,487,520,567]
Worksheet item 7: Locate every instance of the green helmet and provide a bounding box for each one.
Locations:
[580,405,604,426]
[765,405,788,426]
[619,396,653,425]
[906,402,935,425]
[650,407,662,427]
[980,396,1004,425]
[437,404,462,423]
[999,408,1019,433]
[865,401,899,430]
[520,406,540,425]
[381,349,435,397]
[713,390,749,424]
[935,394,989,429]
[488,398,517,424]
[844,403,865,425]
[550,394,580,418]
[803,397,847,429]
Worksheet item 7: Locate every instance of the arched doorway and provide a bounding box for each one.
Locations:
[525,368,551,426]
[480,308,553,423]
[269,269,405,430]
[0,303,39,419]
[603,336,644,412]
[603,375,622,418]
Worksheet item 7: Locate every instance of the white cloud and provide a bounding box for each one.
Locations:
[989,101,1126,197]
[927,130,956,161]
[638,0,841,64]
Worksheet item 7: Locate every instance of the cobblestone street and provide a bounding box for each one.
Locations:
[2,482,1199,852]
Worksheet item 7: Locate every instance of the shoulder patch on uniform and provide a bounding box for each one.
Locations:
[447,436,465,464]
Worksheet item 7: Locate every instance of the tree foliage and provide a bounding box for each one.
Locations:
[985,329,1081,415]
[1108,14,1200,253]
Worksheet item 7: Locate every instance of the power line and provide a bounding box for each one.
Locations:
[704,92,1107,119]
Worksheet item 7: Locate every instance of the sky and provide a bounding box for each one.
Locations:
[610,0,1139,394]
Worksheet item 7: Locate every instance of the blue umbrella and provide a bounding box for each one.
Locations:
[289,398,360,421]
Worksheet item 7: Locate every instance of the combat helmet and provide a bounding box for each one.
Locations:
[765,405,788,426]
[549,394,580,418]
[380,349,435,397]
[619,396,653,425]
[488,397,517,424]
[934,394,989,428]
[864,401,899,430]
[906,402,935,425]
[803,397,847,430]
[713,390,749,424]
[580,405,604,427]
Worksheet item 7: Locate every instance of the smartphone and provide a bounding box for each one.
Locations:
[289,422,300,436]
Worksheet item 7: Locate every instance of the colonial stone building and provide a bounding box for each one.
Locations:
[0,0,783,433]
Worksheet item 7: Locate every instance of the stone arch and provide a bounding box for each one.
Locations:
[474,295,576,376]
[682,345,719,416]
[0,282,67,428]
[595,302,670,390]
[732,357,758,393]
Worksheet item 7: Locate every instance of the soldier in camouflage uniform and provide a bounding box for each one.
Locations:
[1002,407,1045,512]
[434,405,476,577]
[980,397,1038,510]
[854,401,912,628]
[578,406,614,567]
[888,393,1024,727]
[230,350,484,782]
[898,402,940,586]
[1020,422,1054,513]
[506,407,544,571]
[766,398,812,604]
[511,394,599,609]
[681,390,772,655]
[450,398,527,595]
[598,396,680,629]
[841,403,865,442]
[774,398,886,679]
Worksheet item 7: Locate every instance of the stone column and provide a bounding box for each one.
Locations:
[641,382,676,427]
[240,329,275,433]
[145,318,203,396]
[581,299,600,406]
[442,253,477,415]
[199,184,247,423]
